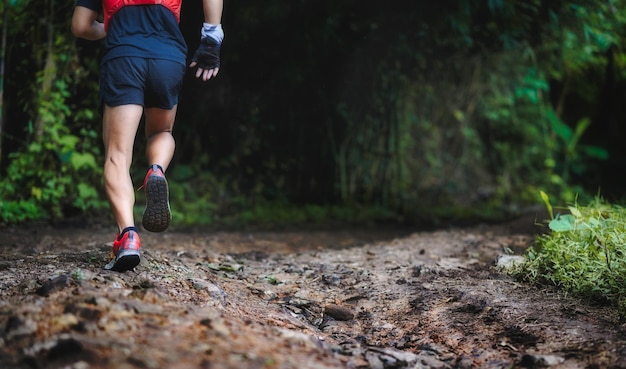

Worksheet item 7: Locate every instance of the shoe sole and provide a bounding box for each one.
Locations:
[104,248,141,272]
[110,254,141,272]
[142,175,171,232]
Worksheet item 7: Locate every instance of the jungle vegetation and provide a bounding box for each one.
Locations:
[1,0,625,227]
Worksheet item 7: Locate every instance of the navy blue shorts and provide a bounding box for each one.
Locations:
[100,57,186,109]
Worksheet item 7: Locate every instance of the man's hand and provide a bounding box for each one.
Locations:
[189,23,223,81]
[189,37,221,81]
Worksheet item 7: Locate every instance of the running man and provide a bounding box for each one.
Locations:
[71,0,224,272]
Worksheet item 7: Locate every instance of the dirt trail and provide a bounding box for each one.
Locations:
[1,218,625,369]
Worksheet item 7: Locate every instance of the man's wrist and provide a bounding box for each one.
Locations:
[201,23,224,44]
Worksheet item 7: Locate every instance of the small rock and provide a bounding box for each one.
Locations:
[189,278,227,305]
[47,338,83,360]
[50,314,79,331]
[205,282,227,305]
[264,290,278,300]
[496,255,525,270]
[189,278,211,290]
[324,304,354,321]
[520,353,565,368]
[36,274,69,297]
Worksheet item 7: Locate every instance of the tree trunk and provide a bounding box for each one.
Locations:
[33,0,56,142]
[0,0,8,171]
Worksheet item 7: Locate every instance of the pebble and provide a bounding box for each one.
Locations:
[189,278,211,290]
[324,304,354,321]
[50,314,79,331]
[36,274,69,297]
[47,338,84,360]
[496,255,526,270]
[520,354,565,367]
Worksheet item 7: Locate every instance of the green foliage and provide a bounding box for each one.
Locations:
[146,163,399,229]
[312,0,618,218]
[550,116,609,183]
[165,164,219,227]
[0,13,106,223]
[514,194,626,318]
[2,0,626,226]
[231,202,397,228]
[0,77,105,222]
[478,62,608,205]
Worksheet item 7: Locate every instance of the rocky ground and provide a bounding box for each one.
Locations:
[1,215,626,369]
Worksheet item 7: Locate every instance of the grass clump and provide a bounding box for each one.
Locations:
[514,192,626,317]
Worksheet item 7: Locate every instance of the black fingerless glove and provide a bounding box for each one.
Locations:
[191,37,221,70]
[191,23,224,70]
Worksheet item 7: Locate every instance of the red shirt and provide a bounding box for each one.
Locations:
[102,0,181,31]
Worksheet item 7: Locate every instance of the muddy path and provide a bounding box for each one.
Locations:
[1,217,625,369]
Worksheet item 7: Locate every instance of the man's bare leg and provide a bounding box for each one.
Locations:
[144,106,177,170]
[102,104,143,232]
[141,106,177,232]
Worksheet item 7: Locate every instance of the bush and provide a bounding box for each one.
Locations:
[514,193,626,318]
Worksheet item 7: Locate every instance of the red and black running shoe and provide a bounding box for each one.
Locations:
[105,227,141,272]
[141,164,171,232]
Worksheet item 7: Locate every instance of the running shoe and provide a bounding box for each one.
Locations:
[104,227,141,272]
[141,164,171,232]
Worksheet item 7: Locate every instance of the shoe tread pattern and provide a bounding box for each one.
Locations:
[110,254,140,272]
[142,175,171,232]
